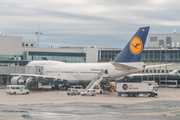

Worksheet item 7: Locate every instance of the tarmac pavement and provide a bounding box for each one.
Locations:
[0,88,180,120]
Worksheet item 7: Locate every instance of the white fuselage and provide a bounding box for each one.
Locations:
[27,61,144,85]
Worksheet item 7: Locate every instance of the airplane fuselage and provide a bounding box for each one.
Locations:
[27,61,144,85]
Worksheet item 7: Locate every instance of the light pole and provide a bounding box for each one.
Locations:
[35,28,42,47]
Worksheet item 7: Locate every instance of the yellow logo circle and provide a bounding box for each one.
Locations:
[129,36,143,55]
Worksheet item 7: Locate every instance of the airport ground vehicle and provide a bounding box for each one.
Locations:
[67,88,80,95]
[94,88,103,94]
[116,82,158,97]
[141,81,158,86]
[108,83,116,92]
[80,89,96,96]
[6,85,29,95]
[70,85,84,92]
[93,85,103,94]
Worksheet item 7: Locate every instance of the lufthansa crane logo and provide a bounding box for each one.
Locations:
[122,84,128,90]
[129,36,143,55]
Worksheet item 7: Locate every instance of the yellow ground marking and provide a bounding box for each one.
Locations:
[170,95,180,100]
[1,109,180,120]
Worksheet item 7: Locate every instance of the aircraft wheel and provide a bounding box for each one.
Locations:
[51,86,55,90]
[149,93,153,97]
[135,93,139,97]
[13,92,16,95]
[55,85,59,90]
[118,93,121,96]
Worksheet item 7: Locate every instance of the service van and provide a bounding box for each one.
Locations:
[67,88,80,95]
[6,85,29,95]
[80,89,96,96]
[70,85,84,92]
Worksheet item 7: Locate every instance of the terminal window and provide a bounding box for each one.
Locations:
[150,37,157,42]
[159,40,164,47]
[166,37,171,47]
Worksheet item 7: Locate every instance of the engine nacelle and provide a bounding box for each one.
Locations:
[125,75,134,79]
[11,76,25,85]
[26,77,33,83]
[115,75,134,82]
[115,77,124,82]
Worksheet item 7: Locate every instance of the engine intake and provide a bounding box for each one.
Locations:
[11,76,25,85]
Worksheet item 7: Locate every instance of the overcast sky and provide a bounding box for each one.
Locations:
[0,0,180,48]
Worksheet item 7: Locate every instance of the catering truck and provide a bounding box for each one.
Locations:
[116,82,158,97]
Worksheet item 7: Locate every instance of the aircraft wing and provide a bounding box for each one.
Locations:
[145,63,174,69]
[10,73,66,83]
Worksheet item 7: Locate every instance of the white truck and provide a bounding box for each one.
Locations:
[116,82,158,97]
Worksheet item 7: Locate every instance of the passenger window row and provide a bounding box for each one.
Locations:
[11,87,21,89]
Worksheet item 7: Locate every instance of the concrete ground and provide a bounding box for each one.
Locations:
[0,88,180,119]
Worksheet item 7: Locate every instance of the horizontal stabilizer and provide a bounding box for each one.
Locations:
[145,63,174,69]
[111,62,143,71]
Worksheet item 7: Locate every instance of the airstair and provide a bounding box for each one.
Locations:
[84,70,108,91]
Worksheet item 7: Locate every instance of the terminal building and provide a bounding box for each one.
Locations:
[0,31,180,87]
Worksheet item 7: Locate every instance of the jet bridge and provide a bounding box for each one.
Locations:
[0,65,39,86]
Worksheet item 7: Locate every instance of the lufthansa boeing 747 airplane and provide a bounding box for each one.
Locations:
[10,27,171,89]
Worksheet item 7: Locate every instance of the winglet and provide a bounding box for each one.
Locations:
[113,27,150,62]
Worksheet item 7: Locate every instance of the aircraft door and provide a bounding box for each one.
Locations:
[105,69,108,74]
[58,69,61,78]
[75,69,78,77]
[36,66,44,75]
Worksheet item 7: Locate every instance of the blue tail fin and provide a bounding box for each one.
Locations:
[113,26,150,62]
